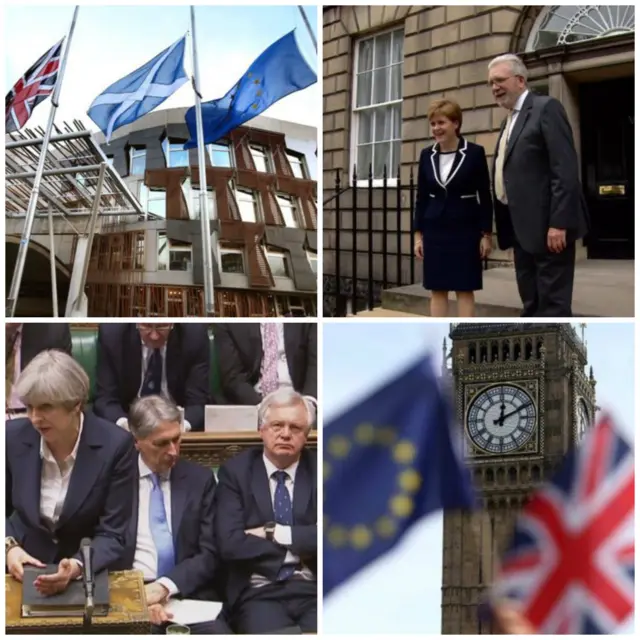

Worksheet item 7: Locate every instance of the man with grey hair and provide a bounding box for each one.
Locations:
[215,387,317,633]
[119,395,222,633]
[488,53,589,317]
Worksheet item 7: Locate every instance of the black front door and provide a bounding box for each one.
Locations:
[579,77,634,259]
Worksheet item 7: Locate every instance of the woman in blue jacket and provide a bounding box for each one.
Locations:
[414,99,493,317]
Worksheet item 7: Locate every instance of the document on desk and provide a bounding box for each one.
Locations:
[165,599,223,625]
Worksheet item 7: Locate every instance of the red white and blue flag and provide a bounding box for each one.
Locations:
[5,39,64,133]
[492,413,634,634]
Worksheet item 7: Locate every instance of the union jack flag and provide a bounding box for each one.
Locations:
[5,39,64,133]
[492,413,634,634]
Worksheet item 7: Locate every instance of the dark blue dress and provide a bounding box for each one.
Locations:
[414,137,493,292]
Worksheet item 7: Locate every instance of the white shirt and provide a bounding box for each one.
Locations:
[255,323,292,394]
[133,456,179,596]
[40,414,84,529]
[438,152,456,183]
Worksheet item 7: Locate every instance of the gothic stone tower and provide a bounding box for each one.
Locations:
[441,323,596,634]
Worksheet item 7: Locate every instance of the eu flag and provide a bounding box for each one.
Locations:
[184,30,316,149]
[324,355,475,597]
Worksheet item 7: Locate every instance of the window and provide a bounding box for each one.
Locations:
[276,194,298,228]
[527,6,635,51]
[267,251,291,278]
[208,143,233,167]
[129,147,146,175]
[183,178,216,221]
[307,250,317,274]
[250,145,270,172]
[139,184,166,218]
[353,28,403,180]
[286,152,307,179]
[163,138,189,168]
[220,248,245,274]
[158,233,192,271]
[134,232,145,269]
[236,189,259,223]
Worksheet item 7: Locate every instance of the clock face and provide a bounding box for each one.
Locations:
[466,384,537,454]
[577,399,591,440]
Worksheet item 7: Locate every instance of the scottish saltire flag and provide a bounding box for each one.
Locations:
[184,30,316,149]
[324,354,475,597]
[492,413,634,634]
[6,39,63,133]
[87,36,188,143]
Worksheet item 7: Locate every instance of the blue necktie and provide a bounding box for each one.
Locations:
[141,349,162,396]
[149,473,175,578]
[273,470,296,581]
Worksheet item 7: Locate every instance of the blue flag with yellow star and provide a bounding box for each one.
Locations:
[184,29,316,149]
[324,354,475,597]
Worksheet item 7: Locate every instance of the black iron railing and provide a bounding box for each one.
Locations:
[325,164,415,316]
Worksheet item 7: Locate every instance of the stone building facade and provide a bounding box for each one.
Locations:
[323,5,634,312]
[443,322,596,633]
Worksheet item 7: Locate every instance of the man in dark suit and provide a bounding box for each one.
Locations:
[94,323,210,432]
[6,350,135,593]
[122,395,224,633]
[6,323,72,418]
[489,53,589,317]
[213,323,317,406]
[215,388,317,634]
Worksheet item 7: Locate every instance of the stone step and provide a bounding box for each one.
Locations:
[380,260,634,318]
[354,308,422,317]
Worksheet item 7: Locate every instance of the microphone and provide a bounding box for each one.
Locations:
[80,537,94,612]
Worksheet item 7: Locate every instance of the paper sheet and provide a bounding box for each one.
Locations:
[165,599,223,626]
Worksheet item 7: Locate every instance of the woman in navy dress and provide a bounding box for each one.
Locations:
[414,99,493,317]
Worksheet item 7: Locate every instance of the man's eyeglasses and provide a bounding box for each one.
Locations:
[138,324,172,332]
[267,422,306,436]
[488,74,520,87]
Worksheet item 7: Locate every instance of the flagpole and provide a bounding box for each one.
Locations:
[297,6,317,53]
[7,5,79,318]
[190,5,216,317]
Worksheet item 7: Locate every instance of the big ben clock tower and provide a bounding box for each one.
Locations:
[441,323,597,634]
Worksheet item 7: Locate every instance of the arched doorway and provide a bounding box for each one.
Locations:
[5,237,71,316]
[516,6,635,259]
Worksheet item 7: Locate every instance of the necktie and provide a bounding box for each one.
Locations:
[141,349,162,396]
[494,110,514,204]
[5,332,19,407]
[260,324,280,395]
[149,473,175,578]
[273,470,296,581]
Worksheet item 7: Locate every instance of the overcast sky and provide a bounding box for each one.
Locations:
[5,4,318,132]
[322,321,634,634]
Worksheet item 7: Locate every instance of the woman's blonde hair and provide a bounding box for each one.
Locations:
[427,99,463,136]
[15,349,89,411]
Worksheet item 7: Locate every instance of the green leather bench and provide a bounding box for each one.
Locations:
[71,328,222,402]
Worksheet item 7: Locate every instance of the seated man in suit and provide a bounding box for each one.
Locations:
[6,350,135,594]
[122,395,221,633]
[214,323,317,406]
[6,323,72,419]
[94,323,210,432]
[215,388,317,633]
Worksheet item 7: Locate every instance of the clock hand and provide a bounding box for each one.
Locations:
[494,401,533,425]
